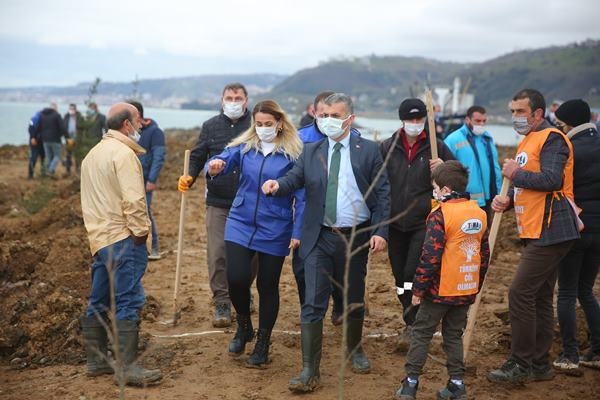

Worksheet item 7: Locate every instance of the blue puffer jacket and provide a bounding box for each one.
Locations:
[209,145,304,257]
[137,119,166,183]
[444,124,502,207]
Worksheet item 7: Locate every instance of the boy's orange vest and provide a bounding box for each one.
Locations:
[438,200,487,297]
[513,128,575,239]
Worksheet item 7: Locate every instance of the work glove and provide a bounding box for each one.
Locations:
[66,138,75,149]
[178,175,193,192]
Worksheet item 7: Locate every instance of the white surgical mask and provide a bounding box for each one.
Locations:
[256,125,278,143]
[128,131,141,142]
[432,187,450,202]
[128,121,141,142]
[318,116,350,140]
[512,116,532,135]
[404,122,425,137]
[223,101,244,119]
[471,124,486,136]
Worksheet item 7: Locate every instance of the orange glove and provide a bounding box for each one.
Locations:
[66,138,75,149]
[178,175,193,192]
[31,138,38,146]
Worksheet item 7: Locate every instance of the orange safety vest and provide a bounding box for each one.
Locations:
[438,200,488,297]
[513,128,575,239]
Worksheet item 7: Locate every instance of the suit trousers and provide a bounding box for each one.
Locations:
[301,227,369,323]
[292,248,344,314]
[509,239,574,367]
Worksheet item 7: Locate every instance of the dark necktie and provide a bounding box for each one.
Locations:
[325,142,342,224]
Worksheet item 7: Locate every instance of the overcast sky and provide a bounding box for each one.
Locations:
[1,0,598,87]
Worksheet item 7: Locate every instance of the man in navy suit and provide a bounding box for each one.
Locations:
[263,93,390,393]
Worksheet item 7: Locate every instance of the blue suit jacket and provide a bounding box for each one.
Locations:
[276,133,390,259]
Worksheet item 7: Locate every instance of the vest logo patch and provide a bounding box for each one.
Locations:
[516,151,528,167]
[459,237,480,262]
[461,219,483,234]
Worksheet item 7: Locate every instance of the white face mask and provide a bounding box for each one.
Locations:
[471,124,486,136]
[128,131,141,142]
[128,121,141,142]
[404,122,425,137]
[512,115,532,135]
[318,116,350,140]
[223,101,244,119]
[432,188,448,202]
[256,125,278,143]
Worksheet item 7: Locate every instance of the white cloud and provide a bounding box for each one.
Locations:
[0,0,598,85]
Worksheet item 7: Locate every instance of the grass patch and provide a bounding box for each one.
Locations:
[22,181,56,214]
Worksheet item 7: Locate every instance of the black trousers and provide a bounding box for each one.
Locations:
[557,232,600,359]
[387,226,425,326]
[226,241,285,330]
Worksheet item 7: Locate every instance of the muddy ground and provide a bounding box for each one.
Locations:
[0,131,598,399]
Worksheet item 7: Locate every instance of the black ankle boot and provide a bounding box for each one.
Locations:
[229,314,254,356]
[246,328,271,368]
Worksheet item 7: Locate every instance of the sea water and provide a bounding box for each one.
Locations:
[0,102,521,147]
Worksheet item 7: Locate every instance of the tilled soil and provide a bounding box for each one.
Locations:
[1,133,598,400]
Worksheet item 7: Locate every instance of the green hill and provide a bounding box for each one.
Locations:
[266,41,600,116]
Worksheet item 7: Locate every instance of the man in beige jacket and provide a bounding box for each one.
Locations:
[79,102,161,386]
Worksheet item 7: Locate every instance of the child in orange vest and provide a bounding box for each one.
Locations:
[396,160,490,400]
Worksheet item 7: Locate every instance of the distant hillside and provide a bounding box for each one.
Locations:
[1,41,598,116]
[0,74,287,108]
[461,42,600,114]
[265,41,600,116]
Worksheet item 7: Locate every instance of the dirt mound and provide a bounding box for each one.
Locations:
[0,131,199,368]
[1,135,599,400]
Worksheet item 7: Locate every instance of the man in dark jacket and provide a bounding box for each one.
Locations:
[128,100,166,260]
[36,103,69,177]
[28,110,45,179]
[178,83,254,327]
[85,102,107,141]
[63,103,85,175]
[552,99,600,371]
[379,98,455,349]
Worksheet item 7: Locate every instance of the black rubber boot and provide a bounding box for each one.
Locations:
[288,321,323,393]
[228,314,254,356]
[113,320,162,386]
[80,316,113,376]
[246,328,271,368]
[347,318,371,374]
